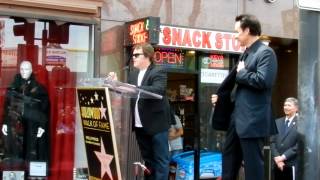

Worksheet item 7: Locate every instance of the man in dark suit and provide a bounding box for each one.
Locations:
[211,14,278,180]
[110,43,170,179]
[271,97,299,180]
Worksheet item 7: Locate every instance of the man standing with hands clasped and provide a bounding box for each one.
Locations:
[271,97,300,180]
[211,14,278,180]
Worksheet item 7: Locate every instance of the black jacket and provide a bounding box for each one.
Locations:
[212,40,278,138]
[271,116,300,167]
[129,64,171,135]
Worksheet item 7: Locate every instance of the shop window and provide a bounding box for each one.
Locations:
[198,53,237,152]
[0,17,94,179]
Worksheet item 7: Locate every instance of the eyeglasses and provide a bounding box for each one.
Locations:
[132,53,144,58]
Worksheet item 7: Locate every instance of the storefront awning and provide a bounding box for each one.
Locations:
[0,0,103,24]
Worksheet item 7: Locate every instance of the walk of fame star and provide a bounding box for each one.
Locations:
[94,138,114,180]
[99,102,107,119]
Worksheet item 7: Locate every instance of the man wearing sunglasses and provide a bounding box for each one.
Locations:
[109,42,171,179]
[130,42,171,180]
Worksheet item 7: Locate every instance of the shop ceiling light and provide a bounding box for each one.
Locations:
[260,35,271,46]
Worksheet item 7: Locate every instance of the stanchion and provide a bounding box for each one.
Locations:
[133,162,151,179]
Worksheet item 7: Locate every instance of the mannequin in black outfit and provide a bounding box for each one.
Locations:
[1,61,49,163]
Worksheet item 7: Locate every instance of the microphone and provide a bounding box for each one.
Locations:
[140,164,151,175]
[121,65,129,71]
[133,162,151,175]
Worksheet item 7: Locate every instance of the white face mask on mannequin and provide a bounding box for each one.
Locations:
[20,61,33,80]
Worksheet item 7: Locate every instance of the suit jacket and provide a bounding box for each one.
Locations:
[211,66,236,131]
[212,40,278,138]
[129,64,171,135]
[271,116,300,167]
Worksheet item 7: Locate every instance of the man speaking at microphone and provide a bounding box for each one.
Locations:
[211,14,278,180]
[109,42,171,180]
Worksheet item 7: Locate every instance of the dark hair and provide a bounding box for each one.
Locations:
[133,42,155,62]
[235,14,261,36]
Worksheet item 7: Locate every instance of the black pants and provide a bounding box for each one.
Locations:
[135,128,169,180]
[222,124,264,180]
[274,166,294,180]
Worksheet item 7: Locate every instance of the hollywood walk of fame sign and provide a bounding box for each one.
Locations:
[77,87,121,180]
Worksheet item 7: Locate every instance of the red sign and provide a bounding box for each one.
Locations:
[209,54,224,68]
[158,25,244,53]
[154,49,184,67]
[201,54,225,68]
[128,20,149,44]
[125,17,160,46]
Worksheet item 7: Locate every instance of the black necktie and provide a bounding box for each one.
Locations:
[240,50,249,62]
[230,50,248,101]
[284,120,290,133]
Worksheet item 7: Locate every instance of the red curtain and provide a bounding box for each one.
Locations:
[48,66,76,180]
[0,68,16,125]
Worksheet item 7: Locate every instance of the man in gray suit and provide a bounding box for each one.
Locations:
[271,97,300,180]
[211,14,278,180]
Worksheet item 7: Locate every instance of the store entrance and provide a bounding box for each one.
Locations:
[167,72,197,151]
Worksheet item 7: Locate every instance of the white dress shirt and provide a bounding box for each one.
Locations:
[134,69,147,127]
[285,114,297,127]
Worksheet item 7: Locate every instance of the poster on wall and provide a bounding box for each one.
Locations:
[200,54,229,84]
[201,68,229,84]
[77,88,121,180]
[1,48,17,67]
[46,47,67,66]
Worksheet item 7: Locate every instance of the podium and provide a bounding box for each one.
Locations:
[106,79,162,99]
[79,77,163,99]
[76,78,163,180]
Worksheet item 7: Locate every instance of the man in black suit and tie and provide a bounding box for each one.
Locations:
[211,14,278,180]
[271,97,299,180]
[109,43,171,179]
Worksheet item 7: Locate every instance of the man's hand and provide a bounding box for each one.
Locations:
[211,94,218,106]
[107,72,118,81]
[276,161,285,171]
[168,128,176,140]
[274,155,287,171]
[274,155,286,163]
[2,125,7,136]
[237,61,245,72]
[37,127,45,138]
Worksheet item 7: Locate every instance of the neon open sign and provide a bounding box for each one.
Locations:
[154,49,185,67]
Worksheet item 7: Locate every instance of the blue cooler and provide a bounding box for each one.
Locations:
[172,151,222,180]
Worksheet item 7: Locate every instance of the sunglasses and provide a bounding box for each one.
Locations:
[132,53,144,58]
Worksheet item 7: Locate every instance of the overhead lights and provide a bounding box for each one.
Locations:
[187,50,195,54]
[260,35,271,46]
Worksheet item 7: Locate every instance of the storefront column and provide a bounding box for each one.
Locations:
[298,9,320,180]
